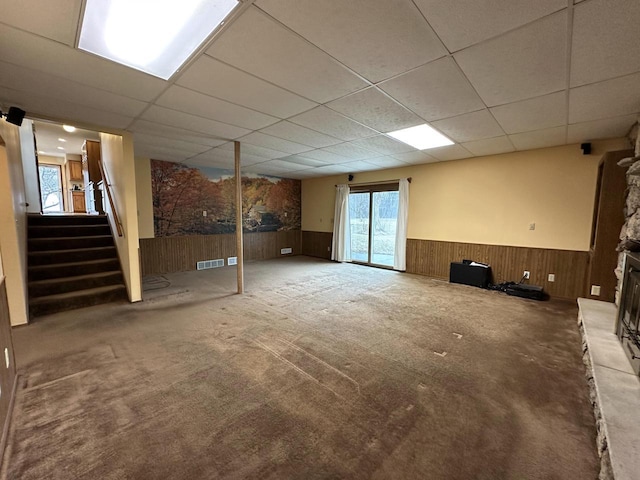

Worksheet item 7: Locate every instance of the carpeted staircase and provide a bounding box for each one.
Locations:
[27,214,127,318]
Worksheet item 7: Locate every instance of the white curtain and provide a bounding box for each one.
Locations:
[394,178,409,271]
[331,184,351,262]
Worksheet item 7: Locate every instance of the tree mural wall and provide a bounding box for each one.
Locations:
[151,160,301,237]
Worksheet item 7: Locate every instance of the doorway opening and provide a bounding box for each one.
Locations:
[348,184,399,268]
[38,164,64,212]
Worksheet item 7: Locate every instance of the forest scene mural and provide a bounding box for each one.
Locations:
[151,160,301,237]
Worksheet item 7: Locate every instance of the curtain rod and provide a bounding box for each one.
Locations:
[335,178,411,187]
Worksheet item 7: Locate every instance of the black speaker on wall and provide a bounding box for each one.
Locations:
[5,107,26,126]
[581,142,592,155]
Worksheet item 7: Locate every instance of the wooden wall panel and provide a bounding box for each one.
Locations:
[302,231,332,259]
[140,230,301,275]
[0,278,17,459]
[406,239,589,300]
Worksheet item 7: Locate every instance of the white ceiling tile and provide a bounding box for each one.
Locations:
[207,7,367,103]
[349,135,417,155]
[426,144,474,161]
[188,148,268,167]
[0,24,166,102]
[454,12,567,106]
[567,115,638,144]
[256,0,446,83]
[260,121,342,148]
[365,156,413,168]
[490,91,567,134]
[133,133,213,156]
[299,149,352,164]
[311,164,355,175]
[0,60,148,118]
[327,87,422,132]
[141,105,250,140]
[431,110,505,142]
[509,126,567,150]
[462,136,515,156]
[341,160,378,173]
[288,169,323,179]
[277,155,329,167]
[176,55,317,118]
[571,0,640,87]
[323,143,382,161]
[132,143,203,163]
[379,57,485,121]
[156,86,279,130]
[569,73,640,124]
[287,106,377,141]
[217,141,290,160]
[238,132,315,154]
[128,120,227,148]
[391,151,437,164]
[0,0,82,46]
[256,159,313,171]
[414,0,566,52]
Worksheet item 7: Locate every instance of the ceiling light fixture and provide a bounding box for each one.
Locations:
[57,146,65,150]
[388,124,454,150]
[78,0,239,80]
[58,138,67,142]
[63,125,76,132]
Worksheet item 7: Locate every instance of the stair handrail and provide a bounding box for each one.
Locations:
[97,158,124,237]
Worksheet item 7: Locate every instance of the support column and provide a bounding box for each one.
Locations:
[234,141,244,294]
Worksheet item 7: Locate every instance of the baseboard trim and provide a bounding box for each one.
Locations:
[0,373,19,471]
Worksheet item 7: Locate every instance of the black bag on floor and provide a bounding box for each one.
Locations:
[489,282,545,300]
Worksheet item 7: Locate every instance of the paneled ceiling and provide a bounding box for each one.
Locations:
[0,0,638,179]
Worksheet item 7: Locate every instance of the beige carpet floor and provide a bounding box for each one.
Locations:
[2,256,597,479]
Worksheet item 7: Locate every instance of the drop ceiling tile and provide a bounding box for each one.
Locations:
[238,132,315,155]
[207,7,366,103]
[256,0,446,83]
[188,148,268,167]
[260,121,342,148]
[176,55,317,118]
[323,143,382,161]
[132,144,202,163]
[257,159,313,171]
[0,60,148,118]
[414,0,566,52]
[341,160,379,173]
[431,110,505,142]
[287,106,378,141]
[278,155,329,167]
[141,106,250,140]
[571,0,640,87]
[490,91,567,134]
[0,24,166,102]
[327,87,423,132]
[509,126,567,150]
[569,73,640,124]
[299,149,352,164]
[128,120,227,148]
[349,135,417,155]
[567,115,638,143]
[288,169,323,179]
[217,141,290,160]
[391,151,437,164]
[156,86,279,130]
[365,156,413,168]
[454,12,567,106]
[133,133,213,156]
[0,0,82,46]
[379,57,485,121]
[462,136,515,156]
[426,144,474,161]
[312,164,355,175]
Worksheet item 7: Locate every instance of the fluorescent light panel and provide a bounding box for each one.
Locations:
[388,124,454,150]
[79,0,239,80]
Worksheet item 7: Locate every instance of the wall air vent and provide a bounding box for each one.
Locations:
[196,259,224,270]
[281,248,293,255]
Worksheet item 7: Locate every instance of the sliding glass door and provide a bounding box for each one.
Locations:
[349,186,399,268]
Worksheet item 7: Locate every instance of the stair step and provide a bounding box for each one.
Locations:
[28,246,117,266]
[27,214,108,226]
[28,235,114,251]
[28,258,121,282]
[29,284,127,318]
[29,271,124,297]
[28,224,112,238]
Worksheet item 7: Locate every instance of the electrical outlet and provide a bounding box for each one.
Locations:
[548,273,555,282]
[202,210,207,217]
[327,246,331,252]
[523,271,530,279]
[591,285,601,296]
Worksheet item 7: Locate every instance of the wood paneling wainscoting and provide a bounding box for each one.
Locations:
[302,231,332,259]
[0,278,17,463]
[140,230,302,275]
[407,239,589,300]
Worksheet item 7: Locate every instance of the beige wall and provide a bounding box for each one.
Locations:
[100,132,142,302]
[302,139,629,252]
[0,123,29,325]
[19,119,40,214]
[134,157,154,239]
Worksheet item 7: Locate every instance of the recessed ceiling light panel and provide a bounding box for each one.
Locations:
[388,124,454,150]
[63,125,76,132]
[78,0,239,80]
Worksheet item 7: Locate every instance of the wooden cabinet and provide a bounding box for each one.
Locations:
[68,160,82,181]
[71,191,86,213]
[82,140,103,213]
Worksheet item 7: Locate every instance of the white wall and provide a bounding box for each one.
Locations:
[100,132,142,302]
[134,157,154,239]
[0,123,29,325]
[18,119,40,213]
